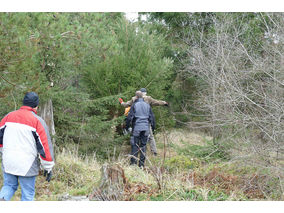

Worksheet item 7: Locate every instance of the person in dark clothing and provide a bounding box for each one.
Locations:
[120,88,168,155]
[125,91,155,167]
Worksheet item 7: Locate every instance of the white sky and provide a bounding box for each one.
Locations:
[125,12,139,22]
[124,12,148,22]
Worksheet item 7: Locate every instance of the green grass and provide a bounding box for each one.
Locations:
[172,138,230,163]
[164,155,200,172]
[145,188,230,201]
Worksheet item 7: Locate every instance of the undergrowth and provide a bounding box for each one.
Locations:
[0,130,283,201]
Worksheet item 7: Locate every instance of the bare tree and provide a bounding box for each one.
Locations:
[181,13,284,199]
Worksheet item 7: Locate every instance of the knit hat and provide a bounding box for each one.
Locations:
[140,88,147,93]
[23,92,39,108]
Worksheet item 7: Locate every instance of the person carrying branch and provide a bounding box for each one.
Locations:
[0,92,55,201]
[125,91,155,167]
[119,88,168,156]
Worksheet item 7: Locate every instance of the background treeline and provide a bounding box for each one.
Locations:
[145,12,284,184]
[1,12,283,178]
[0,12,174,158]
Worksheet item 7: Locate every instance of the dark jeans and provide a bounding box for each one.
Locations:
[130,130,149,167]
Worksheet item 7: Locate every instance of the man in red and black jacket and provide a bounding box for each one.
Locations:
[0,92,55,201]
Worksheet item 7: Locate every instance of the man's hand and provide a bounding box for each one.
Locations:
[44,170,52,182]
[128,127,132,133]
[119,98,123,104]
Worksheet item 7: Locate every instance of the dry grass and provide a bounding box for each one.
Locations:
[0,130,283,201]
[156,128,211,147]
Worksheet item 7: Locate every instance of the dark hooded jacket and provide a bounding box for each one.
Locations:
[125,98,155,132]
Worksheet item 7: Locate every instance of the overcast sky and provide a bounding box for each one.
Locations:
[125,12,139,22]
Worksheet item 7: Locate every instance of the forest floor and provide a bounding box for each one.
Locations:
[0,129,283,201]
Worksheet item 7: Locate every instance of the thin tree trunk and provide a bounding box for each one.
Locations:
[39,99,56,142]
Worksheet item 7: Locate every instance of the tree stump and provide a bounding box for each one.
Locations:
[89,164,129,201]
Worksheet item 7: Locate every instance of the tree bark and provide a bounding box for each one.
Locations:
[38,99,56,141]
